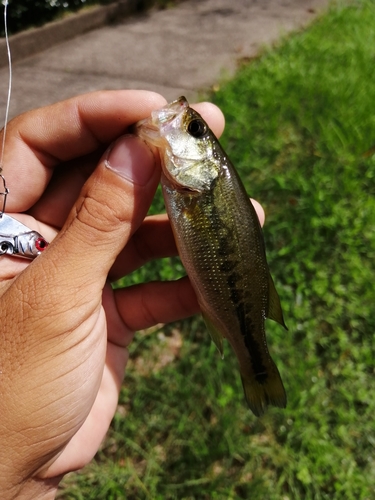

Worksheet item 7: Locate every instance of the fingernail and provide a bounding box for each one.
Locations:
[105,135,156,186]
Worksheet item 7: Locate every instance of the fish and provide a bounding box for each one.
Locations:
[136,96,287,417]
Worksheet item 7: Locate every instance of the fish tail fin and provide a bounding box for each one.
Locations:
[240,366,286,417]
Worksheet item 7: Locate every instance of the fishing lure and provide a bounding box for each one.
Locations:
[0,176,48,258]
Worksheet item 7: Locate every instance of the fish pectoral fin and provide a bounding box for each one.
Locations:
[241,365,287,417]
[202,311,224,359]
[267,272,288,330]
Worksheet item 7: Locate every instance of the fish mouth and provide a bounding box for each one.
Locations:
[134,117,161,145]
[152,96,188,125]
[135,96,189,145]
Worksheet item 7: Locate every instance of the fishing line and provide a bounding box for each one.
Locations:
[0,0,11,175]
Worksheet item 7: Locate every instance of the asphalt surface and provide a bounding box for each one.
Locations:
[0,0,331,120]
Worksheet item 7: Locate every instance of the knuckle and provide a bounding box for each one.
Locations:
[76,191,128,235]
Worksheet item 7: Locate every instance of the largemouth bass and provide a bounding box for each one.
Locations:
[136,97,287,417]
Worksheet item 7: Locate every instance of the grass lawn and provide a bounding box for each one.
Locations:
[59,0,375,498]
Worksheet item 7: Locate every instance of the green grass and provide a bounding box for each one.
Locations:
[59,1,375,498]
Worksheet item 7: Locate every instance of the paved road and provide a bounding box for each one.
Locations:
[0,0,330,119]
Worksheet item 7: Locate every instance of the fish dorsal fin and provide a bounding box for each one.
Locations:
[267,273,288,330]
[202,311,224,359]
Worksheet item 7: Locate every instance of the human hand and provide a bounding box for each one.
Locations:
[0,90,264,499]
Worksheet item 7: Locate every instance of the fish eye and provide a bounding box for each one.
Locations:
[187,119,207,138]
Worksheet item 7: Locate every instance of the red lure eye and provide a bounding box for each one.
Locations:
[35,238,48,252]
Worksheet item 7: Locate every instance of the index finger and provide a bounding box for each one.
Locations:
[2,90,167,212]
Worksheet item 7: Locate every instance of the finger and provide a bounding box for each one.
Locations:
[2,90,167,212]
[108,214,176,281]
[192,101,225,138]
[251,198,265,227]
[29,153,101,228]
[11,134,161,341]
[1,136,158,445]
[113,276,200,338]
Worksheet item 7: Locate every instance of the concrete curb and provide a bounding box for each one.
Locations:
[0,0,140,67]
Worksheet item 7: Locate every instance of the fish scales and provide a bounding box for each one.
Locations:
[165,163,274,380]
[136,97,287,417]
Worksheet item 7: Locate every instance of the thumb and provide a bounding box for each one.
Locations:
[0,135,160,479]
[40,134,160,298]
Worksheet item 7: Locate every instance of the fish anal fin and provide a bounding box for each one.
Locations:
[267,273,288,330]
[241,366,287,417]
[202,311,224,359]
